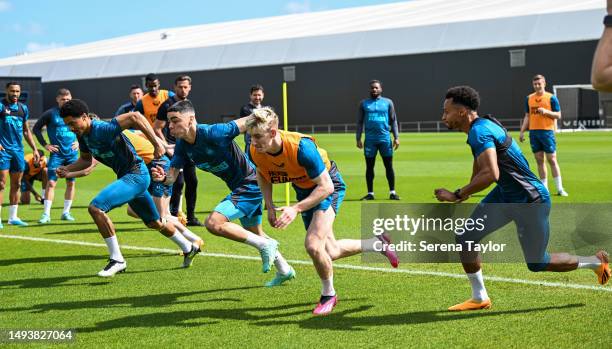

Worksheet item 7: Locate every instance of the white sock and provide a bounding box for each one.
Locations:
[42,189,45,198]
[362,237,380,252]
[553,176,564,192]
[368,192,374,196]
[274,252,291,275]
[467,270,489,301]
[321,275,336,296]
[8,205,18,220]
[244,232,268,249]
[104,236,124,262]
[390,190,396,195]
[63,200,72,214]
[169,232,192,253]
[540,178,548,189]
[43,200,52,216]
[577,256,601,270]
[180,229,201,243]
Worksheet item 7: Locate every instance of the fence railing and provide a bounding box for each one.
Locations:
[288,118,525,134]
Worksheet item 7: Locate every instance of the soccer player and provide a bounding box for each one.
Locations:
[356,80,400,201]
[33,88,79,223]
[154,75,202,226]
[57,99,200,277]
[435,86,609,311]
[519,75,568,196]
[591,0,612,91]
[239,84,268,153]
[0,81,40,227]
[246,107,399,316]
[135,73,175,126]
[151,100,295,286]
[20,150,47,205]
[115,85,143,116]
[62,127,205,267]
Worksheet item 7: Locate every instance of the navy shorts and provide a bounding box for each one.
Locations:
[47,152,78,182]
[147,156,173,198]
[294,163,346,230]
[364,139,393,158]
[529,130,556,154]
[457,186,552,271]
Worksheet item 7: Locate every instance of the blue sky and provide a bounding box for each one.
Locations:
[0,0,408,59]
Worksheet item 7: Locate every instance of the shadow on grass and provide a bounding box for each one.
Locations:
[44,226,152,235]
[0,263,182,290]
[0,252,175,267]
[9,286,264,315]
[252,303,585,331]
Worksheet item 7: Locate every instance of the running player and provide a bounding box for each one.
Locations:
[33,88,79,223]
[246,107,399,316]
[436,86,609,311]
[356,80,400,200]
[20,150,47,205]
[519,74,568,196]
[0,81,40,227]
[151,100,295,286]
[57,99,200,276]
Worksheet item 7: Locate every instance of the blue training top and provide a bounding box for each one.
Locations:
[0,100,28,151]
[171,121,257,191]
[78,118,145,178]
[468,116,548,203]
[33,106,77,156]
[356,96,399,142]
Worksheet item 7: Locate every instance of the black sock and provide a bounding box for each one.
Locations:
[365,156,376,193]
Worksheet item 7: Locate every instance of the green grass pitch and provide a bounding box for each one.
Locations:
[0,131,610,348]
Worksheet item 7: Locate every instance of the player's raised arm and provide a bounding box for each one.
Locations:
[233,114,254,134]
[115,111,165,158]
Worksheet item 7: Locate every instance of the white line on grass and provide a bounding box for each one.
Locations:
[1,234,610,293]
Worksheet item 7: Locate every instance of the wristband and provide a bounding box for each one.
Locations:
[605,14,612,27]
[453,189,463,201]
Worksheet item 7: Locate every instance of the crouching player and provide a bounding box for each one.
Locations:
[21,150,47,204]
[57,99,200,277]
[246,107,399,316]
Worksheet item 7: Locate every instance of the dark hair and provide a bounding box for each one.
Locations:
[369,79,382,87]
[167,99,194,115]
[250,84,264,94]
[175,75,192,85]
[129,84,142,92]
[445,86,480,111]
[56,88,71,97]
[60,99,89,118]
[532,74,545,81]
[5,81,20,89]
[145,73,158,83]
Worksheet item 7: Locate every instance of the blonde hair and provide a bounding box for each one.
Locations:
[246,107,278,131]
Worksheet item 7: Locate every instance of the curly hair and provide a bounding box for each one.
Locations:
[60,99,89,118]
[445,86,480,111]
[245,107,278,131]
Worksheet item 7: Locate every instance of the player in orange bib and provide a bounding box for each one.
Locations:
[519,74,568,196]
[246,107,398,316]
[135,73,174,127]
[20,150,47,204]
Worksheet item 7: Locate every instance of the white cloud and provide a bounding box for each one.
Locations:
[0,1,11,12]
[25,41,64,53]
[284,0,312,14]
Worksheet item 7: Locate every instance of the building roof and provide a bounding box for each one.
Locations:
[0,0,604,82]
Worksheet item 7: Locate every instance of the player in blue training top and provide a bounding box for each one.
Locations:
[435,86,609,311]
[56,99,201,277]
[151,100,296,286]
[33,88,79,223]
[0,81,40,227]
[114,84,143,116]
[356,80,400,201]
